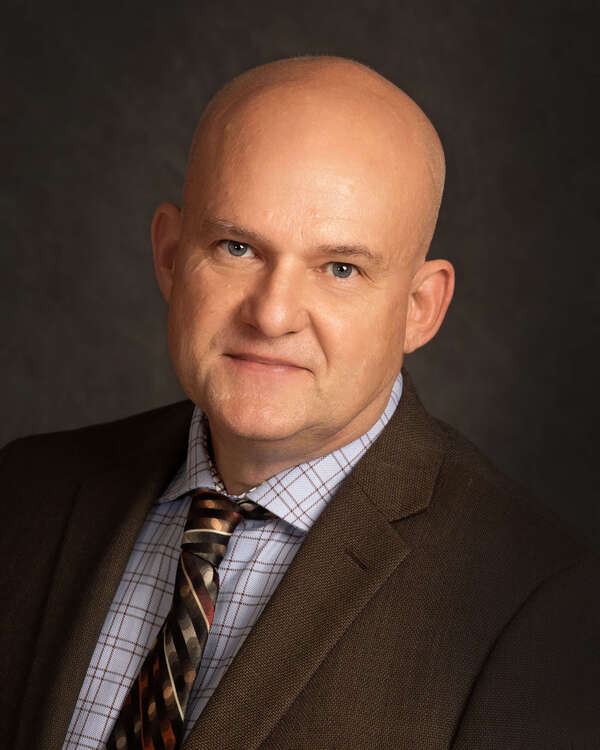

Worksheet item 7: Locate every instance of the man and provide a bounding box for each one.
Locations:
[1,56,598,750]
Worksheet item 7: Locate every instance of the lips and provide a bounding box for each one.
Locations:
[226,352,307,370]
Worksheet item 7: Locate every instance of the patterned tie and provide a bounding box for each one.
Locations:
[105,488,276,750]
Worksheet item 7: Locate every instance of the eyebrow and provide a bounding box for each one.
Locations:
[201,217,385,268]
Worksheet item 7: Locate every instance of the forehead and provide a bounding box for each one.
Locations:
[186,86,428,257]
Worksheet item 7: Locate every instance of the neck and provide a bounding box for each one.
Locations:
[212,439,300,496]
[210,432,329,496]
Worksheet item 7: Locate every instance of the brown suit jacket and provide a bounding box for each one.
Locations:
[1,372,598,749]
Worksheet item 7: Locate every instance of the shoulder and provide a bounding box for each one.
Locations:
[383,369,596,647]
[0,400,195,605]
[373,371,591,578]
[0,399,195,483]
[432,414,590,571]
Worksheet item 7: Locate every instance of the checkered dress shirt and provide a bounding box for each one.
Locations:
[62,372,403,749]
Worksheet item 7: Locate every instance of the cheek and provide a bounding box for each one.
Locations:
[166,296,196,388]
[166,276,217,369]
[319,295,407,372]
[170,268,236,338]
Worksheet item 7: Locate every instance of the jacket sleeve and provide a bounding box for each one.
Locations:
[451,553,600,749]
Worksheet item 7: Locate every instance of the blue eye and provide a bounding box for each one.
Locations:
[330,262,355,279]
[227,240,251,256]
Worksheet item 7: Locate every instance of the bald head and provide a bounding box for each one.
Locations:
[184,56,445,263]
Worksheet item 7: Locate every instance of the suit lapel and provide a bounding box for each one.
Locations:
[184,371,447,750]
[17,404,193,750]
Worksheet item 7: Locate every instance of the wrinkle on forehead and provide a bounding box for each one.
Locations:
[184,56,445,263]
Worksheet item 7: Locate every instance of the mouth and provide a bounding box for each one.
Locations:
[225,352,309,371]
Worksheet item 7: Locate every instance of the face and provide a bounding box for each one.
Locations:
[162,92,424,456]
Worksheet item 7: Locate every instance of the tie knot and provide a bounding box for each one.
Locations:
[186,488,276,532]
[182,488,276,563]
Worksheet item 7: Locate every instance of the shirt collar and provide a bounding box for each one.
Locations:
[160,371,403,533]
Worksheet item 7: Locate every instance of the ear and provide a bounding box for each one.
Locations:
[403,259,455,354]
[151,202,183,303]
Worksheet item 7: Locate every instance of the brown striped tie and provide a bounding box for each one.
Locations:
[105,488,276,750]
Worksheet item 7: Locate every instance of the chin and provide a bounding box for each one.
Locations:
[210,396,310,443]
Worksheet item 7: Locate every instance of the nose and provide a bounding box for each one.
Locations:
[239,262,309,338]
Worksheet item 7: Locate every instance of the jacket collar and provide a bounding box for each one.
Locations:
[352,368,447,521]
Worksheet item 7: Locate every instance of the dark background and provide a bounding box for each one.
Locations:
[3,1,598,543]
